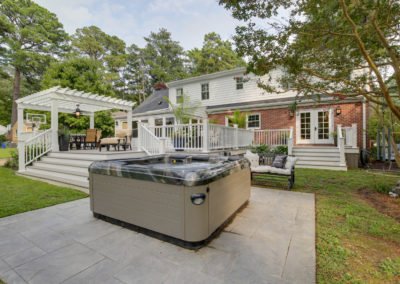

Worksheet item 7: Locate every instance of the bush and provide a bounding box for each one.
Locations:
[273,145,288,155]
[251,144,270,154]
[4,149,18,170]
[0,134,7,144]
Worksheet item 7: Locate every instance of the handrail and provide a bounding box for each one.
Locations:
[19,129,53,171]
[139,124,165,155]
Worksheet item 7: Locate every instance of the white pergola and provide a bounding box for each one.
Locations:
[16,86,135,151]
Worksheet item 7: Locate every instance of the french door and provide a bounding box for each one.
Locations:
[297,109,333,144]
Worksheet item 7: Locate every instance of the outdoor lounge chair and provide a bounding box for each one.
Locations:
[99,129,132,152]
[244,150,297,190]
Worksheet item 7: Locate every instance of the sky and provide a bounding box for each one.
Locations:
[33,0,242,50]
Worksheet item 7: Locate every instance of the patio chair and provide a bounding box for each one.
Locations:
[244,150,297,190]
[85,129,98,149]
[99,129,132,152]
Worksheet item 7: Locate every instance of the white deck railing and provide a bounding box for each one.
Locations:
[19,129,53,171]
[342,123,358,148]
[138,123,165,155]
[253,129,291,146]
[143,121,254,153]
[337,124,346,166]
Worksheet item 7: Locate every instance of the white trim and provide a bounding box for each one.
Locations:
[362,100,367,149]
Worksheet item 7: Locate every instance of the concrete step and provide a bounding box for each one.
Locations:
[40,157,93,168]
[32,162,89,177]
[295,156,340,162]
[293,147,339,153]
[293,152,340,158]
[296,160,346,167]
[22,168,89,188]
[296,164,347,171]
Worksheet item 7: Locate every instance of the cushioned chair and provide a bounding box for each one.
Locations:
[85,129,98,149]
[99,129,132,152]
[244,150,297,190]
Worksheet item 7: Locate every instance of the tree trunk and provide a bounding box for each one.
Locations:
[10,68,21,141]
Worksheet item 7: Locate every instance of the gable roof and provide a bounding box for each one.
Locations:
[167,67,246,88]
[132,89,169,115]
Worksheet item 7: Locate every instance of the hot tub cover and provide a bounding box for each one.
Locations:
[89,154,250,186]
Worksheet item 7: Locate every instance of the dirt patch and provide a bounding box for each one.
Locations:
[358,188,400,222]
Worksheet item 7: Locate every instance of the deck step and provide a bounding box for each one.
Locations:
[22,168,89,188]
[293,147,339,153]
[48,151,145,161]
[40,157,93,168]
[32,162,89,177]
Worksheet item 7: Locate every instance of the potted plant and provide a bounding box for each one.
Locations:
[58,126,70,151]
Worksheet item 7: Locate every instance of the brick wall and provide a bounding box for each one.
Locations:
[208,101,365,147]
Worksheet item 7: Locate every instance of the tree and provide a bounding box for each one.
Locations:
[41,58,115,135]
[188,32,245,75]
[0,0,69,138]
[41,58,114,97]
[220,0,400,164]
[142,28,187,84]
[71,26,127,97]
[122,44,152,104]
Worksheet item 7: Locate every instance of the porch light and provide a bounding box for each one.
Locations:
[74,104,81,118]
[289,110,294,117]
[336,106,342,116]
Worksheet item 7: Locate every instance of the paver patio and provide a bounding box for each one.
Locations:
[0,187,315,284]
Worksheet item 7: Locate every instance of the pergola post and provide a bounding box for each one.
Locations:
[89,112,95,129]
[17,105,25,172]
[127,109,133,147]
[51,100,59,152]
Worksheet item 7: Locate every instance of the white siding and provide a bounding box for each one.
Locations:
[168,70,297,107]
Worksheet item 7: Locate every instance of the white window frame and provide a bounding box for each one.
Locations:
[246,113,261,129]
[201,83,209,100]
[236,77,244,90]
[176,88,183,104]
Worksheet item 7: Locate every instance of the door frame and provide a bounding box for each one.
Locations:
[296,108,334,144]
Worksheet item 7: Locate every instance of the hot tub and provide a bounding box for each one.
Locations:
[89,154,251,248]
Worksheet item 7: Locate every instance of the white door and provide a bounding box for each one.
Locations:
[297,109,333,144]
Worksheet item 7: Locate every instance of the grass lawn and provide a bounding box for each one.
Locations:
[0,167,88,218]
[0,148,13,159]
[255,169,400,283]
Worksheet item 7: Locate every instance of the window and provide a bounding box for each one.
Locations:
[236,77,244,90]
[201,83,209,100]
[166,117,175,125]
[132,121,138,138]
[247,114,260,129]
[176,88,183,104]
[122,121,128,129]
[155,118,163,126]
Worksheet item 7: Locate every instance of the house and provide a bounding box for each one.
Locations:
[119,67,367,170]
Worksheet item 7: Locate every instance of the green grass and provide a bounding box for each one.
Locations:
[0,148,13,159]
[0,167,88,218]
[255,169,400,283]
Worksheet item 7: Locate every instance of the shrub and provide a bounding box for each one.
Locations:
[4,149,18,170]
[273,145,288,155]
[251,144,270,154]
[0,134,7,143]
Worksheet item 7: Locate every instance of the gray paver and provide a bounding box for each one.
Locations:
[0,187,315,284]
[14,243,104,284]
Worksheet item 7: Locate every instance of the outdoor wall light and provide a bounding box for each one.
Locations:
[74,104,81,118]
[191,193,206,205]
[289,110,294,117]
[336,106,342,116]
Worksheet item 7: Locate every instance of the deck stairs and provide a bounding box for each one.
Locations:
[20,151,146,189]
[292,146,347,171]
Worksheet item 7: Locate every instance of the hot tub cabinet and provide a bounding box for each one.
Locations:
[89,155,251,248]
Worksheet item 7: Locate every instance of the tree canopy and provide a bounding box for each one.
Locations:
[0,0,69,133]
[188,32,245,75]
[142,28,187,84]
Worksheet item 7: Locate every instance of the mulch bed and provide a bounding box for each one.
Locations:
[357,187,400,222]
